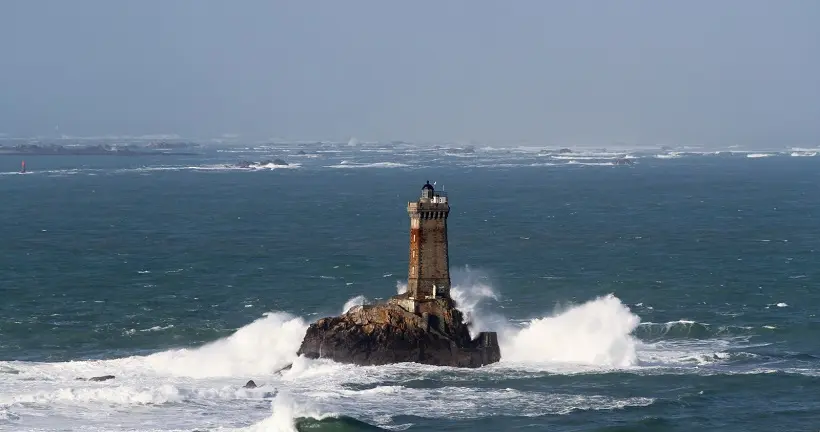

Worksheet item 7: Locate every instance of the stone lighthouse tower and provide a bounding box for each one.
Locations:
[406,181,451,300]
[297,180,502,368]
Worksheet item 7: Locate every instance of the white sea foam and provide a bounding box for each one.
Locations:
[229,385,653,432]
[1,163,302,178]
[450,269,503,337]
[747,153,774,158]
[237,393,336,432]
[499,294,640,367]
[465,162,559,168]
[655,152,682,159]
[551,155,621,160]
[324,161,409,169]
[565,160,615,166]
[140,312,307,378]
[1,275,812,431]
[447,267,641,368]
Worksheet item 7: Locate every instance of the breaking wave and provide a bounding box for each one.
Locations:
[4,267,812,431]
[499,295,639,367]
[655,153,682,159]
[634,320,754,340]
[449,268,641,368]
[141,312,308,378]
[342,295,369,314]
[238,393,368,432]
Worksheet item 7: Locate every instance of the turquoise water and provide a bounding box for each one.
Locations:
[1,147,818,431]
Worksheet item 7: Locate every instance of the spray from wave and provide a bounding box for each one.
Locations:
[499,295,640,367]
[9,268,642,385]
[449,267,641,368]
[140,270,640,374]
[239,392,334,432]
[142,312,308,378]
[449,267,504,337]
[237,391,387,432]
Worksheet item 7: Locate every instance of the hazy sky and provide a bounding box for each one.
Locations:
[1,1,819,146]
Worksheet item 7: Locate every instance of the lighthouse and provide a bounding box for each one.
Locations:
[406,181,451,300]
[298,180,502,367]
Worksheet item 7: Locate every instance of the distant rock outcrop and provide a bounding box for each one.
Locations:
[233,158,288,169]
[76,375,116,382]
[445,146,476,154]
[297,296,500,368]
[0,144,197,156]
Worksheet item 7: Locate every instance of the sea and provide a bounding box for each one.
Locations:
[1,143,819,431]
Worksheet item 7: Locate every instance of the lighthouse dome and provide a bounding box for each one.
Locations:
[421,181,435,199]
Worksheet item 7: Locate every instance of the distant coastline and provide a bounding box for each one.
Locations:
[0,143,200,156]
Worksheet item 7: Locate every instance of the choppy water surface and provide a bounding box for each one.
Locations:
[1,144,819,431]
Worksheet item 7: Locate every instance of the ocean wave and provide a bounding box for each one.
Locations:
[634,320,755,340]
[126,163,301,172]
[464,162,559,168]
[305,385,655,419]
[565,160,616,166]
[6,383,190,406]
[498,295,639,368]
[2,275,817,430]
[294,416,390,431]
[655,153,682,159]
[139,312,307,378]
[238,393,385,432]
[550,155,623,160]
[449,268,640,369]
[342,295,369,314]
[0,163,302,178]
[0,406,19,422]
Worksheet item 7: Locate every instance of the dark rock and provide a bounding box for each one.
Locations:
[243,380,257,388]
[558,148,573,153]
[273,364,293,374]
[235,158,288,168]
[446,146,476,154]
[89,375,115,382]
[297,296,500,368]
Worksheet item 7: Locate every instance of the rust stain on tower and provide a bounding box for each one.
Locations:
[406,180,451,300]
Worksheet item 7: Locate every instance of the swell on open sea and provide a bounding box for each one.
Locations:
[1,144,819,431]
